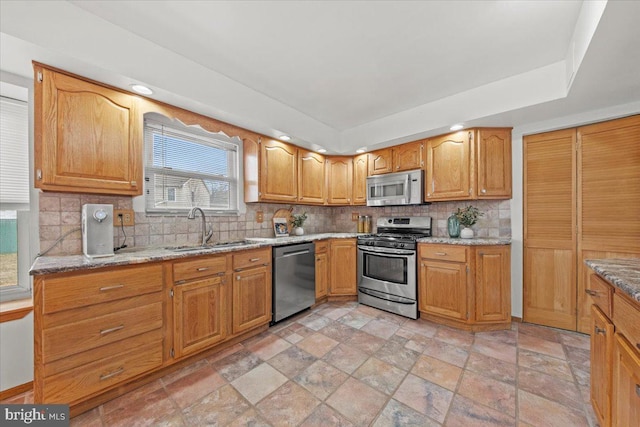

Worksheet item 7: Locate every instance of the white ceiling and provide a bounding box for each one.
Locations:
[1,1,639,153]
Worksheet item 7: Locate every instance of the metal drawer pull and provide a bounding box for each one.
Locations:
[100,325,124,335]
[197,267,209,271]
[637,343,640,350]
[636,384,640,398]
[100,367,124,381]
[594,326,606,335]
[217,272,225,277]
[100,284,124,292]
[250,258,260,262]
[434,252,447,256]
[585,289,598,296]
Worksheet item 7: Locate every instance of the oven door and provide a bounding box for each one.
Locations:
[357,245,416,300]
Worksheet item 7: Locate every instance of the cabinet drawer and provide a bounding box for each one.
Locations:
[43,302,163,363]
[316,240,328,253]
[613,292,640,353]
[420,245,467,263]
[44,341,162,404]
[233,248,271,270]
[588,274,613,317]
[173,255,228,283]
[43,264,163,314]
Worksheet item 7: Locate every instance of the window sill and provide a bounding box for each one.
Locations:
[0,297,33,323]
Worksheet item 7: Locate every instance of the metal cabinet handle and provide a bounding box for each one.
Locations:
[481,188,486,194]
[100,325,124,335]
[434,252,447,256]
[236,276,241,281]
[100,284,124,292]
[197,267,209,272]
[594,326,606,335]
[100,367,124,381]
[585,289,598,296]
[250,258,260,262]
[636,384,640,398]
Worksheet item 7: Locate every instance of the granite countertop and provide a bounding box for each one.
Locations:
[29,233,361,275]
[417,237,511,246]
[585,258,640,303]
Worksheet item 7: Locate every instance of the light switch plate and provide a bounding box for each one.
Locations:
[256,210,264,223]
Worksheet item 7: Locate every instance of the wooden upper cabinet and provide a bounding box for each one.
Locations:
[298,150,325,204]
[34,64,142,195]
[352,153,368,205]
[394,140,425,172]
[243,135,260,203]
[368,148,393,175]
[326,157,353,205]
[476,128,512,199]
[426,131,472,200]
[259,138,297,202]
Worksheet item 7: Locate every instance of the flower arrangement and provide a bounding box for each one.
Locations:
[291,212,308,228]
[455,205,483,228]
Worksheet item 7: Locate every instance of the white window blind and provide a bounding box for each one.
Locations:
[0,96,29,204]
[144,116,241,214]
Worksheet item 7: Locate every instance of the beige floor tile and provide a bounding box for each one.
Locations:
[294,359,349,399]
[518,349,574,382]
[164,364,227,409]
[518,368,584,411]
[393,374,454,423]
[267,345,317,377]
[518,333,566,360]
[327,377,388,426]
[256,381,320,426]
[472,336,517,364]
[353,357,407,395]
[245,333,292,360]
[299,404,355,427]
[446,394,515,426]
[297,332,340,358]
[411,354,462,391]
[322,343,369,374]
[361,318,401,339]
[466,352,517,385]
[373,399,441,427]
[230,362,288,404]
[182,384,250,426]
[457,370,516,417]
[518,389,589,427]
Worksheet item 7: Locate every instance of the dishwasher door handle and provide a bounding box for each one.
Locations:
[281,249,310,258]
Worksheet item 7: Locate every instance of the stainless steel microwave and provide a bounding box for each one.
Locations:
[366,169,424,206]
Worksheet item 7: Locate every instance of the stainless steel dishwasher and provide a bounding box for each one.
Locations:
[272,242,316,324]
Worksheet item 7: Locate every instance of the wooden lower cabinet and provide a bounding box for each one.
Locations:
[231,248,272,334]
[418,244,511,331]
[315,240,329,300]
[591,305,614,427]
[173,276,227,358]
[328,238,357,297]
[612,334,640,426]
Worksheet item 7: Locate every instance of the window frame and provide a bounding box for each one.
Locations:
[143,114,244,216]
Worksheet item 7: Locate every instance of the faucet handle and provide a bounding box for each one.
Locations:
[205,228,214,244]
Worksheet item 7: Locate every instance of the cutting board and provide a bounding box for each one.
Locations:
[272,208,293,236]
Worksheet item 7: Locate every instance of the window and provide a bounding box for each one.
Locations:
[144,114,242,215]
[0,93,31,301]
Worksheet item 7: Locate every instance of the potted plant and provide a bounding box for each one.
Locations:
[291,212,308,236]
[455,205,483,239]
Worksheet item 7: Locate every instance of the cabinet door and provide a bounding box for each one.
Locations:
[419,260,467,320]
[591,305,614,427]
[326,157,353,205]
[35,66,142,195]
[329,239,357,296]
[368,148,393,175]
[315,251,329,300]
[476,128,511,199]
[394,140,424,172]
[352,154,368,205]
[577,115,640,333]
[475,247,510,323]
[243,135,260,203]
[232,265,272,334]
[612,333,640,427]
[426,131,472,200]
[173,276,227,358]
[298,150,325,204]
[259,139,297,201]
[523,129,577,331]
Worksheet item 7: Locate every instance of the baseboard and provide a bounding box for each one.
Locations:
[0,381,32,401]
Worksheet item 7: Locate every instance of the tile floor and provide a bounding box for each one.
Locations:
[3,301,598,426]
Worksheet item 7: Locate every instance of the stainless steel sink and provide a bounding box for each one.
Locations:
[164,241,248,252]
[213,241,248,248]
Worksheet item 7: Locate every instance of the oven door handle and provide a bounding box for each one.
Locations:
[359,287,416,305]
[357,246,415,256]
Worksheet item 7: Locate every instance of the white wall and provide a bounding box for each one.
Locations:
[509,101,640,318]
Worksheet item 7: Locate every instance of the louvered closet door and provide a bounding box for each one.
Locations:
[523,129,577,330]
[576,115,640,333]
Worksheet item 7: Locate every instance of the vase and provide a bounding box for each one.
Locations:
[460,227,474,239]
[293,227,304,236]
[447,215,460,238]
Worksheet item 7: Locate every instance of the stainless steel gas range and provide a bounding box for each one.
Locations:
[357,216,432,319]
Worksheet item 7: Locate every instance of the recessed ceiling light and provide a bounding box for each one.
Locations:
[279,135,291,141]
[450,124,464,131]
[317,148,327,153]
[130,84,153,95]
[356,149,365,153]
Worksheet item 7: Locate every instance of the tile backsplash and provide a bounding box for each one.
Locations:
[38,192,511,256]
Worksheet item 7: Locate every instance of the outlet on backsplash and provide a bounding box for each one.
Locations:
[256,210,264,223]
[351,212,359,221]
[114,209,135,226]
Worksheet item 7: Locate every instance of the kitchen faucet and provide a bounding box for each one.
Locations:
[187,207,213,245]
